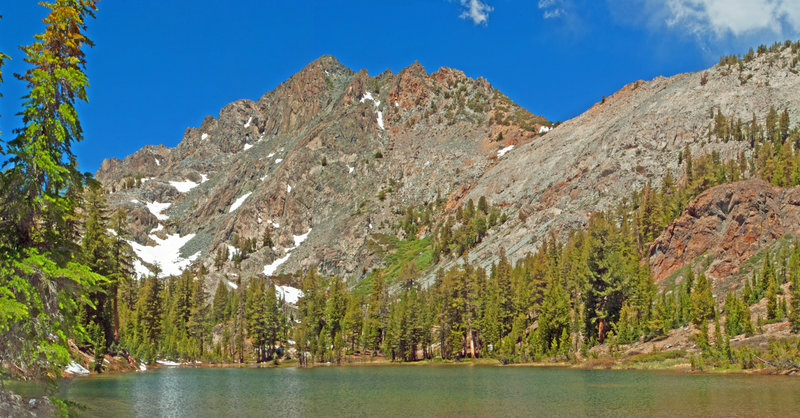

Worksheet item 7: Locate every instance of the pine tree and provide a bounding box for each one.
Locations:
[1,0,98,249]
[109,209,133,342]
[678,270,694,326]
[691,273,715,327]
[557,327,571,360]
[724,293,748,337]
[187,276,209,359]
[262,229,273,248]
[214,246,229,270]
[363,272,388,354]
[0,0,103,378]
[583,215,626,343]
[246,277,269,362]
[477,196,488,214]
[537,278,570,352]
[789,270,800,332]
[79,180,116,349]
[296,269,328,362]
[684,144,693,186]
[213,280,230,323]
[264,283,284,362]
[614,303,638,344]
[235,278,245,363]
[696,320,711,357]
[766,275,779,322]
[325,277,347,362]
[478,283,503,352]
[343,293,364,352]
[87,321,106,372]
[135,275,162,359]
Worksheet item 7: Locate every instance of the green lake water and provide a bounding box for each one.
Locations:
[57,366,800,417]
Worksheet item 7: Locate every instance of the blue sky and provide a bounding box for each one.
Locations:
[1,0,799,173]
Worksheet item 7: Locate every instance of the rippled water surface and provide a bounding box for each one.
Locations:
[59,366,800,417]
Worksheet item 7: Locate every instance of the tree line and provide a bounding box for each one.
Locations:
[1,2,798,382]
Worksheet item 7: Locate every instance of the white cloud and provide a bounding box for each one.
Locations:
[539,0,566,19]
[543,9,564,19]
[460,0,493,25]
[637,0,800,38]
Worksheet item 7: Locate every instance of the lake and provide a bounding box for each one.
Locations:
[58,365,800,417]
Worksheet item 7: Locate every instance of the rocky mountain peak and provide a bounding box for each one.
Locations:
[402,60,427,77]
[97,46,800,295]
[97,55,551,284]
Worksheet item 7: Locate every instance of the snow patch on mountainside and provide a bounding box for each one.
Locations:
[146,201,171,221]
[361,92,384,130]
[170,180,198,193]
[293,229,312,247]
[262,228,312,277]
[128,233,199,278]
[360,92,375,103]
[229,192,252,213]
[497,145,514,158]
[263,253,291,276]
[226,244,239,260]
[275,285,304,305]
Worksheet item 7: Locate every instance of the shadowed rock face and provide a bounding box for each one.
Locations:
[97,46,800,289]
[649,179,800,289]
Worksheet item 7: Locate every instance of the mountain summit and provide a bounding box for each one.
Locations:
[99,46,800,292]
[96,56,549,283]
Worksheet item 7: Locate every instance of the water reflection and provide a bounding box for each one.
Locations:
[60,366,800,417]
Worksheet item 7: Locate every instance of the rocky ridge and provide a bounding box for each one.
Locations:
[431,44,800,283]
[97,45,800,291]
[96,55,547,284]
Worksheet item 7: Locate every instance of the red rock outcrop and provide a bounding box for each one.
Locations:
[649,179,800,286]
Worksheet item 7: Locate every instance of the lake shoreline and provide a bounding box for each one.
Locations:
[55,363,800,417]
[96,352,797,378]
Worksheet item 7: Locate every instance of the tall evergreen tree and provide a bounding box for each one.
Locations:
[536,278,570,354]
[246,277,268,362]
[0,0,103,378]
[583,215,626,343]
[135,275,162,360]
[343,293,364,351]
[264,283,284,362]
[691,273,715,327]
[325,277,347,362]
[108,209,133,342]
[213,280,230,323]
[79,180,115,347]
[363,272,388,354]
[187,276,209,359]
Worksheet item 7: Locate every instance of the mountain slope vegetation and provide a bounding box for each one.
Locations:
[1,2,799,385]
